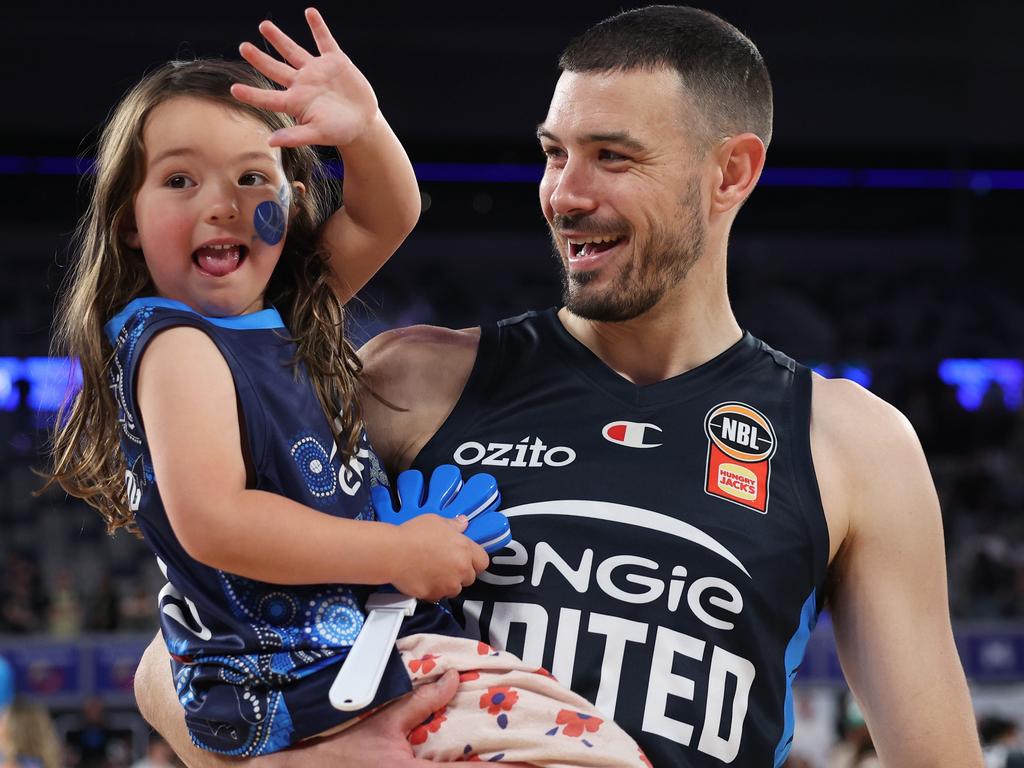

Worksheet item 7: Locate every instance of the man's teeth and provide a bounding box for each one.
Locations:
[566,236,620,245]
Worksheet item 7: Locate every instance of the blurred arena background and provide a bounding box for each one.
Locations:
[1,2,1022,766]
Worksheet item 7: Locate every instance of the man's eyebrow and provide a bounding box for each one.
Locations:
[536,126,648,153]
[148,148,277,166]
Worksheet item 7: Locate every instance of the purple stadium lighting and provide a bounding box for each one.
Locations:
[938,359,1024,411]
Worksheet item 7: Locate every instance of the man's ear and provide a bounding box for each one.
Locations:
[709,132,766,216]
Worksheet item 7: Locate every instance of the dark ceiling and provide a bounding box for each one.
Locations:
[6,1,1024,159]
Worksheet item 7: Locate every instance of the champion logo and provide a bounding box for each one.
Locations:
[602,421,663,448]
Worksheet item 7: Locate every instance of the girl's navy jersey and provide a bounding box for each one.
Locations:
[411,309,830,768]
[105,297,461,757]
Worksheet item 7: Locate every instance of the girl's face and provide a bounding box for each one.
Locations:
[126,96,296,317]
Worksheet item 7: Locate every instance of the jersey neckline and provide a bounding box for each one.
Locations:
[105,297,285,343]
[537,306,762,407]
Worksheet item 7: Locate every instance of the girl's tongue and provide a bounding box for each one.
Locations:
[194,246,244,277]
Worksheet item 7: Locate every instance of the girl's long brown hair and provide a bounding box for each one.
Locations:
[45,59,363,535]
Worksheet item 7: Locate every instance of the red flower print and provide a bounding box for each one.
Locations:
[479,686,519,716]
[408,653,440,676]
[459,670,481,683]
[554,709,603,738]
[408,706,447,746]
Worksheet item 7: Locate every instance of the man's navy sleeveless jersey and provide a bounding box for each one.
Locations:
[411,309,829,768]
[105,297,460,756]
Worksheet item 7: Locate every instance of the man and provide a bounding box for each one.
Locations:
[134,6,982,766]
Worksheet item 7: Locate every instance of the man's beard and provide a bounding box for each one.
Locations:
[549,177,706,323]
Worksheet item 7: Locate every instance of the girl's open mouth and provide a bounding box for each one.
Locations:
[193,244,248,277]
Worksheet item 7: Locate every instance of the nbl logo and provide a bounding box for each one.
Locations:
[704,402,777,513]
[705,404,775,461]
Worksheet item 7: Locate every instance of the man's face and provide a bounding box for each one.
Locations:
[538,68,707,322]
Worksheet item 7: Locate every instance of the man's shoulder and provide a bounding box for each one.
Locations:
[810,373,919,459]
[810,372,931,557]
[360,323,479,362]
[358,325,483,471]
[360,324,481,381]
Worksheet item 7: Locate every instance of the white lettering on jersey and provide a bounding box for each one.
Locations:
[454,437,577,468]
[643,625,705,745]
[552,606,582,686]
[532,542,593,593]
[472,598,757,757]
[595,555,665,604]
[698,646,755,761]
[486,541,741,629]
[688,577,744,631]
[487,601,548,667]
[479,540,528,586]
[588,612,649,717]
[470,500,759,759]
[156,557,212,641]
[328,438,371,496]
[125,470,142,512]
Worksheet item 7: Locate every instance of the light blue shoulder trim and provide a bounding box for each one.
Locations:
[104,297,285,343]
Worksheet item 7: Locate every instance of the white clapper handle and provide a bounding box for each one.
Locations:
[329,590,417,711]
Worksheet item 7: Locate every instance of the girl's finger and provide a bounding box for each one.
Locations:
[238,42,296,87]
[267,124,323,148]
[230,83,291,114]
[258,19,313,69]
[305,7,342,55]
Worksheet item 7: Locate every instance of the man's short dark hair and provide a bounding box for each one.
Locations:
[559,5,773,149]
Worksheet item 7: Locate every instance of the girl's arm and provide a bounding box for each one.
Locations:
[136,327,487,598]
[232,8,420,304]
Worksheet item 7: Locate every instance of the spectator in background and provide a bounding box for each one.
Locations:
[129,733,178,768]
[116,586,156,634]
[980,715,1024,768]
[65,697,119,768]
[0,656,12,755]
[46,568,82,637]
[0,553,47,634]
[0,700,63,768]
[84,572,119,633]
[1,661,63,768]
[827,696,880,768]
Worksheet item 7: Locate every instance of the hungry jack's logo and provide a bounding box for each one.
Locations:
[704,402,777,514]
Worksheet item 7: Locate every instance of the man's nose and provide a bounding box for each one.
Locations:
[547,160,598,216]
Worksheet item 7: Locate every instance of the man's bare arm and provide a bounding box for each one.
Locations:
[812,377,982,766]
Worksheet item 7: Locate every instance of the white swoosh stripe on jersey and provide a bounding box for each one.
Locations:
[501,500,751,578]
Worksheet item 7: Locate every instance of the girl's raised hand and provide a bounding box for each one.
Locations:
[232,7,380,149]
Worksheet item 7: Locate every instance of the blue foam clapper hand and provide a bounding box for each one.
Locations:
[372,465,511,553]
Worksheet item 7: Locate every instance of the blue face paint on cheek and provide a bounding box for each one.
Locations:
[254,200,286,246]
[253,183,292,246]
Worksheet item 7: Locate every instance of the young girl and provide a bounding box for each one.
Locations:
[48,9,646,766]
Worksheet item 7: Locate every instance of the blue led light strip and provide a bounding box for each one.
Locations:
[4,156,1024,190]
